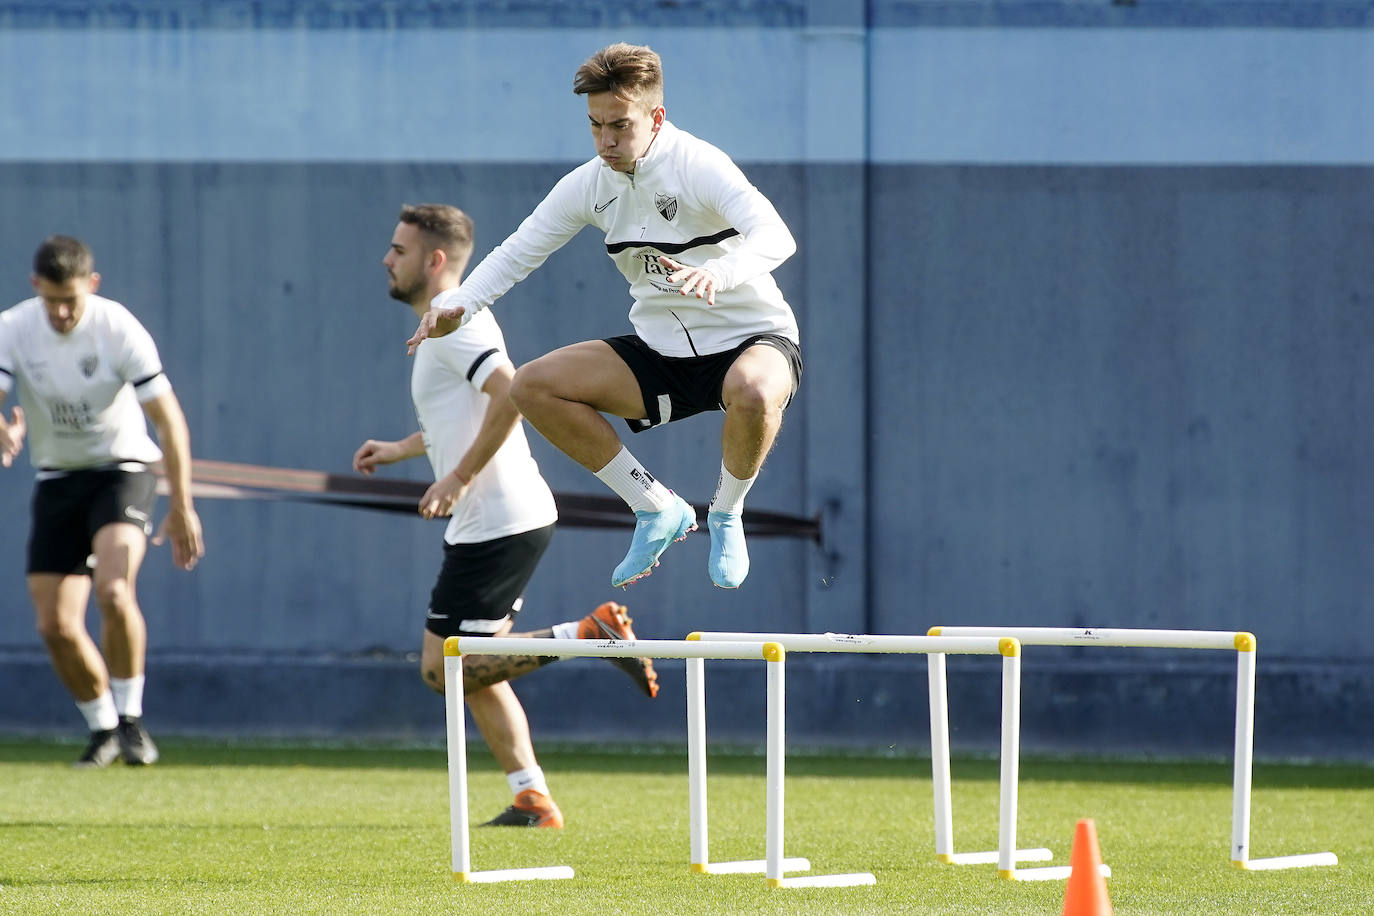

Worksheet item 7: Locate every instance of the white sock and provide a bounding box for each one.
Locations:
[76,693,119,732]
[552,621,578,640]
[110,675,145,718]
[507,766,550,796]
[709,463,757,516]
[594,447,672,513]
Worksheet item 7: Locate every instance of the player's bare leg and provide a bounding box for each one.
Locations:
[512,342,696,587]
[420,624,560,826]
[509,340,643,471]
[30,573,104,702]
[710,345,793,588]
[91,522,149,681]
[89,521,158,764]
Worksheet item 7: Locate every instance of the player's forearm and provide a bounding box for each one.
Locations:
[151,398,195,511]
[445,178,589,317]
[702,221,796,290]
[450,404,521,484]
[395,431,428,460]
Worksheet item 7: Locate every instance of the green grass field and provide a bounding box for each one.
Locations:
[0,739,1369,915]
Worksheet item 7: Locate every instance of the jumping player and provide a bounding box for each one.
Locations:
[407,42,802,591]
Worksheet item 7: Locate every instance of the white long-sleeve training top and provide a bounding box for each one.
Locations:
[437,121,799,358]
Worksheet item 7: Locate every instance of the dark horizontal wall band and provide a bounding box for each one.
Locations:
[3,650,1369,760]
[874,1,1374,29]
[5,2,1372,30]
[0,0,808,28]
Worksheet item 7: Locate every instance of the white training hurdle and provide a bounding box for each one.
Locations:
[928,626,1339,876]
[687,631,1051,881]
[443,635,871,888]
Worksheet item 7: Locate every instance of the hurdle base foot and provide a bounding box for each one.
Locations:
[940,847,1054,866]
[1004,863,1111,882]
[1234,853,1338,871]
[455,865,575,883]
[768,872,877,888]
[696,857,810,875]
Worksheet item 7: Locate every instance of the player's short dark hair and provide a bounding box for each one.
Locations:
[573,43,664,110]
[399,204,475,262]
[33,236,95,283]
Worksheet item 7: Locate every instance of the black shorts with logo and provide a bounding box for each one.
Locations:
[28,467,158,575]
[425,524,555,639]
[604,332,803,434]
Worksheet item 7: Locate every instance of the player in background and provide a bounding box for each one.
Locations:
[357,204,657,828]
[0,235,205,767]
[406,43,802,591]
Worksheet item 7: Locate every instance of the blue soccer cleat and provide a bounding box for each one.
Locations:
[707,510,749,589]
[612,494,697,587]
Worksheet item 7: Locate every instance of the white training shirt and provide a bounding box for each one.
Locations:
[434,121,799,358]
[0,294,170,474]
[410,307,557,545]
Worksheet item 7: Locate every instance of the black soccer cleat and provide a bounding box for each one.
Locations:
[480,790,564,828]
[73,728,121,769]
[116,715,160,766]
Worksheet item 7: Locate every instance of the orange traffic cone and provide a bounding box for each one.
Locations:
[1062,818,1112,916]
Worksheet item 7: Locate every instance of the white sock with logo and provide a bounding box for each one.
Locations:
[76,692,120,732]
[110,675,145,718]
[709,462,757,516]
[594,447,673,513]
[507,766,550,797]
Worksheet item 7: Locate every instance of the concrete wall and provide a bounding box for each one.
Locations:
[1,1,1369,759]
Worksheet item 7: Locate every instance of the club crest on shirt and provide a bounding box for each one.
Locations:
[79,354,99,378]
[655,192,678,221]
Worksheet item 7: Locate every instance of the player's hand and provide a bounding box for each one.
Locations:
[407,307,465,354]
[353,439,401,474]
[152,503,205,571]
[0,406,24,468]
[659,256,719,306]
[407,290,470,354]
[419,472,468,520]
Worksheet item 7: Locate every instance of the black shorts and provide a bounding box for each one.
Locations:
[425,524,555,638]
[605,333,803,434]
[28,468,157,576]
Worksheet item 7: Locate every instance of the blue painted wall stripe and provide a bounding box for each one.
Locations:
[875,28,1374,165]
[6,26,1374,164]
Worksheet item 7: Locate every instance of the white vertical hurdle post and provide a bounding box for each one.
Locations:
[930,626,1338,873]
[689,631,1051,884]
[764,643,786,885]
[686,656,710,873]
[997,637,1023,879]
[927,650,954,861]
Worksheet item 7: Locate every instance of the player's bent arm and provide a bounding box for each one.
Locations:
[417,367,522,520]
[451,364,522,485]
[354,431,425,473]
[406,166,594,354]
[142,390,205,569]
[695,154,797,290]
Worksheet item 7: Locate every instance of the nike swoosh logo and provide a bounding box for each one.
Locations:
[426,610,449,620]
[594,196,618,213]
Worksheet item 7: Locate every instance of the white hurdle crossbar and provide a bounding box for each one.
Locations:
[688,631,1047,882]
[928,626,1339,874]
[444,635,832,887]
